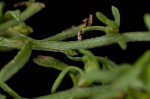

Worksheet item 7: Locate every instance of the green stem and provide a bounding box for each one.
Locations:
[0,32,150,51]
[115,32,127,50]
[66,56,82,61]
[0,2,44,32]
[44,26,104,41]
[31,31,150,51]
[81,26,104,33]
[44,25,83,41]
[51,66,84,93]
[0,40,32,82]
[96,56,117,69]
[0,37,24,49]
[36,85,110,99]
[68,73,78,87]
[0,93,6,99]
[134,49,150,67]
[0,82,22,99]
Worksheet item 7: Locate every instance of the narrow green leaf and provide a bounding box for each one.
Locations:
[112,50,150,90]
[13,23,33,36]
[69,73,78,87]
[36,85,112,99]
[96,12,114,26]
[134,50,150,91]
[111,68,138,90]
[97,56,117,69]
[78,65,130,87]
[111,6,120,26]
[79,49,100,72]
[4,10,20,21]
[51,66,83,93]
[0,82,22,98]
[145,64,150,91]
[0,23,33,39]
[144,14,150,30]
[0,93,6,99]
[0,39,32,82]
[111,62,145,91]
[34,55,79,87]
[33,55,68,71]
[96,11,119,34]
[115,32,127,50]
[134,49,150,68]
[0,28,30,39]
[140,63,150,92]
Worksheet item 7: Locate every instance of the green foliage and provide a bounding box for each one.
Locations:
[0,0,150,99]
[4,10,20,21]
[33,55,68,70]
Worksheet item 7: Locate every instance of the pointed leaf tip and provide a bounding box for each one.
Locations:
[4,10,20,21]
[112,6,120,26]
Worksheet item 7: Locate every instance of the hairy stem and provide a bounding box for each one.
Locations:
[31,31,150,51]
[0,32,150,51]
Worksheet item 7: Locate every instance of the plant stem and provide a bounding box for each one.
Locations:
[81,26,104,33]
[0,32,150,51]
[31,31,150,51]
[36,85,110,99]
[0,37,24,49]
[0,82,22,99]
[51,66,84,93]
[43,25,83,41]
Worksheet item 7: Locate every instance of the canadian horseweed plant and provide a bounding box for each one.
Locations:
[0,0,150,99]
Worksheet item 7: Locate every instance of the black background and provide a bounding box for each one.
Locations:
[0,0,150,98]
